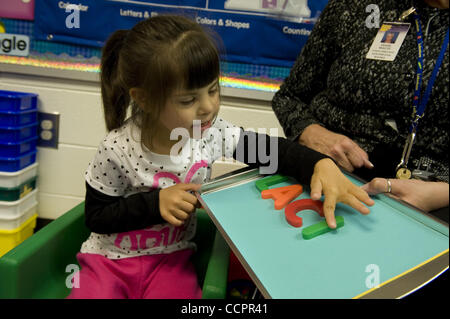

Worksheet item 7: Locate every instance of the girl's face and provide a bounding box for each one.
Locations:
[158,78,220,139]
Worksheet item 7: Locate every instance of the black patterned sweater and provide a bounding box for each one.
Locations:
[272,0,449,182]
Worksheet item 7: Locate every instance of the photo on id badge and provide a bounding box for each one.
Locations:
[366,22,410,61]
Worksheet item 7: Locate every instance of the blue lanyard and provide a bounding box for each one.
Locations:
[396,12,449,173]
[411,13,449,133]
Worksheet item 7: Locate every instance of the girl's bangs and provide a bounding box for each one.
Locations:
[141,30,220,108]
[176,32,220,90]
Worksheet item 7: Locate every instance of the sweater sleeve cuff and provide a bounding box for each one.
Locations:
[286,118,321,142]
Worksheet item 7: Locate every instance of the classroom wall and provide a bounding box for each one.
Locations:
[0,71,285,220]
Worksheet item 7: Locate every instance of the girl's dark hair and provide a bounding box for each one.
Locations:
[100,15,221,138]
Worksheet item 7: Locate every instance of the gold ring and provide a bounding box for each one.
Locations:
[386,179,392,193]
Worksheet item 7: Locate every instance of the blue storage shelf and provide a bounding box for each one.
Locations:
[0,150,37,172]
[0,136,38,157]
[0,109,38,127]
[0,90,38,112]
[0,122,38,143]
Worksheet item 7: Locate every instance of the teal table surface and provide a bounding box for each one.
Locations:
[199,173,449,299]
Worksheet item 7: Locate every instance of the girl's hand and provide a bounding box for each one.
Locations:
[362,178,449,213]
[159,183,201,226]
[310,158,375,228]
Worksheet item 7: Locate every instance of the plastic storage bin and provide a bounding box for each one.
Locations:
[0,90,38,112]
[0,213,37,257]
[0,150,37,172]
[0,122,38,143]
[0,136,38,157]
[0,203,37,230]
[0,108,38,127]
[0,176,37,201]
[0,162,38,188]
[0,189,38,219]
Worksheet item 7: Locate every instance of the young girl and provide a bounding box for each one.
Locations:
[68,15,374,299]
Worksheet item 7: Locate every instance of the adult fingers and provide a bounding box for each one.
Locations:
[343,146,365,170]
[342,139,370,170]
[364,159,375,169]
[353,145,375,169]
[361,178,389,195]
[346,152,365,170]
[329,144,355,172]
[354,144,374,169]
[333,151,355,172]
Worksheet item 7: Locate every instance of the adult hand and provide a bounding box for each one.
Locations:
[362,178,449,213]
[299,124,374,172]
[311,158,375,228]
[159,183,201,226]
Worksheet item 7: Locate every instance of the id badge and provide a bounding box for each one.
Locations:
[366,22,410,61]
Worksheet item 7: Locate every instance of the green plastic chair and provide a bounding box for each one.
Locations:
[0,202,230,299]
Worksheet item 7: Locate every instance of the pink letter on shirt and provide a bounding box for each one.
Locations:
[114,227,172,250]
[184,160,208,183]
[114,230,141,251]
[152,172,181,189]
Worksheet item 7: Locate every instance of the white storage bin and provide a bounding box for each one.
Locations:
[0,202,37,230]
[0,189,38,219]
[0,162,38,188]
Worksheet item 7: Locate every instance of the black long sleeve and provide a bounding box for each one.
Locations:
[84,129,329,234]
[84,182,164,234]
[233,129,330,185]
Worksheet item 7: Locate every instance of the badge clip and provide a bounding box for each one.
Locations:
[399,7,416,22]
[396,131,416,172]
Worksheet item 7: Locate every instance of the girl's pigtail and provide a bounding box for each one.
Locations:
[100,30,130,131]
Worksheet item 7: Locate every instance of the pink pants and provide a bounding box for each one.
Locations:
[67,249,202,299]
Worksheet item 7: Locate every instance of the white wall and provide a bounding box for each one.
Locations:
[0,71,284,219]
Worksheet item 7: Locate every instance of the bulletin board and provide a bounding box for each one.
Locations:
[33,0,329,68]
[1,0,329,93]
